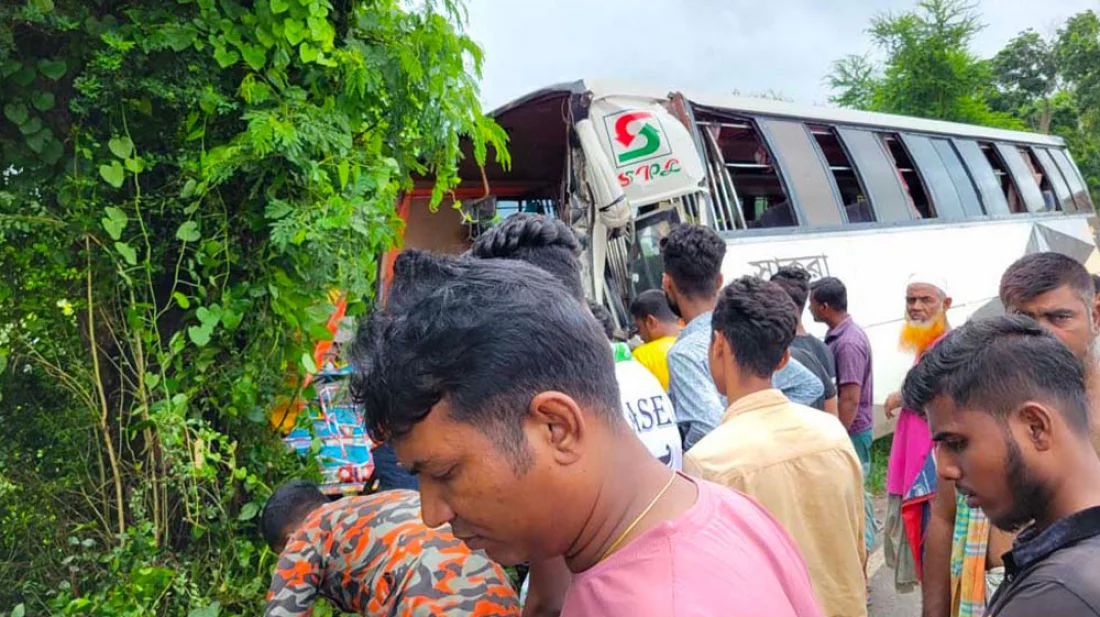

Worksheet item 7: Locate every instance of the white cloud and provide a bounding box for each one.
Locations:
[465,0,1097,110]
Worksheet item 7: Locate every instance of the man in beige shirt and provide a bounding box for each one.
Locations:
[684,276,867,617]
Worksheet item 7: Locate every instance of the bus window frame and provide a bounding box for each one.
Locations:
[1048,147,1094,212]
[756,118,846,228]
[833,128,913,224]
[954,139,1010,217]
[807,123,876,225]
[1031,146,1075,213]
[931,137,985,218]
[993,143,1046,214]
[899,133,970,220]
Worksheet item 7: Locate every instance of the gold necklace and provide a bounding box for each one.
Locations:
[599,472,678,562]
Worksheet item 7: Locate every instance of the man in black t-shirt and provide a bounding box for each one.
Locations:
[903,316,1100,617]
[772,266,838,415]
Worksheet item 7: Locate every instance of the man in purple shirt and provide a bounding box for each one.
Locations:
[810,276,880,552]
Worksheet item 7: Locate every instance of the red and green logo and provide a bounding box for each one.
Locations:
[604,109,672,168]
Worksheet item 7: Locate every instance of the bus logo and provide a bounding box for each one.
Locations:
[605,109,673,168]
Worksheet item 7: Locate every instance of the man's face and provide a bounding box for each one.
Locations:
[1006,284,1099,361]
[391,399,579,566]
[927,396,1048,531]
[906,283,948,324]
[809,297,826,323]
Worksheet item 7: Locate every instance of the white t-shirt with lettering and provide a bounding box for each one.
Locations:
[616,359,683,471]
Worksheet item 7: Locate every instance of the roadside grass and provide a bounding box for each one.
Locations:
[869,434,892,496]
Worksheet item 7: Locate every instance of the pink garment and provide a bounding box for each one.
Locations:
[886,408,933,496]
[560,477,823,617]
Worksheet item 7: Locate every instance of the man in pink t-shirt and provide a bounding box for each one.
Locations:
[351,249,823,617]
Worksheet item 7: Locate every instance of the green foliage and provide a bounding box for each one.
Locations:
[829,0,1020,129]
[0,0,505,614]
[829,0,1100,204]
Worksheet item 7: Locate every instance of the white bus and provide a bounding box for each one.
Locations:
[387,79,1100,437]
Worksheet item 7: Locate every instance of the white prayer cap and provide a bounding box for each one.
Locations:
[906,271,950,297]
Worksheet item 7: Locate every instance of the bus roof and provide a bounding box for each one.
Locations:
[491,78,1066,148]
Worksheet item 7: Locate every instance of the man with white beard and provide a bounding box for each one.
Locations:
[882,273,952,594]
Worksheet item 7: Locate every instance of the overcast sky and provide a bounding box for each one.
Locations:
[465,0,1096,110]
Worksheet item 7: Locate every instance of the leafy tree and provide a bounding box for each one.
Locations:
[1056,11,1100,200]
[827,54,879,110]
[990,29,1058,132]
[828,0,1021,129]
[0,0,505,614]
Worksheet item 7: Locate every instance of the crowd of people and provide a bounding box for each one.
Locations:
[259,214,1100,617]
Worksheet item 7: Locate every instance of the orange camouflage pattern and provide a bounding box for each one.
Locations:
[264,490,520,617]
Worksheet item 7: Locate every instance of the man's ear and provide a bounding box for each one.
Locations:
[715,273,725,293]
[943,296,954,311]
[528,392,587,466]
[1091,295,1100,338]
[1015,402,1055,453]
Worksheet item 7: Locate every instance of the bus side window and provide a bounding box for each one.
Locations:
[1019,147,1058,212]
[711,120,798,229]
[880,133,936,219]
[993,143,1046,213]
[980,143,1027,214]
[810,124,875,224]
[1029,147,1074,212]
[1049,147,1094,212]
[955,139,1010,216]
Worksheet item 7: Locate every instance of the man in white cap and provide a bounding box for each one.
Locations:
[882,272,952,594]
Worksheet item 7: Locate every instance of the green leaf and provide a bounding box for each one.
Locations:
[270,0,290,14]
[188,325,212,347]
[238,503,259,522]
[32,91,55,111]
[195,306,220,328]
[1,59,22,78]
[4,103,28,126]
[301,352,317,375]
[114,241,137,266]
[190,602,221,617]
[241,44,266,71]
[176,221,201,242]
[101,206,128,240]
[40,136,63,164]
[214,47,239,68]
[221,309,243,331]
[99,161,125,188]
[284,19,306,45]
[125,157,145,174]
[25,127,50,153]
[299,42,319,63]
[12,603,25,617]
[37,59,67,81]
[173,292,190,309]
[145,372,161,389]
[337,160,349,190]
[33,0,54,12]
[0,353,8,376]
[19,117,43,136]
[108,136,134,159]
[161,24,197,52]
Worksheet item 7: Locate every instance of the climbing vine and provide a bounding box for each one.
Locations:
[0,0,506,614]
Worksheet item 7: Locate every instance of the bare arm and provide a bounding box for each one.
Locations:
[921,479,957,617]
[522,558,572,617]
[885,390,902,420]
[823,396,838,416]
[837,384,861,430]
